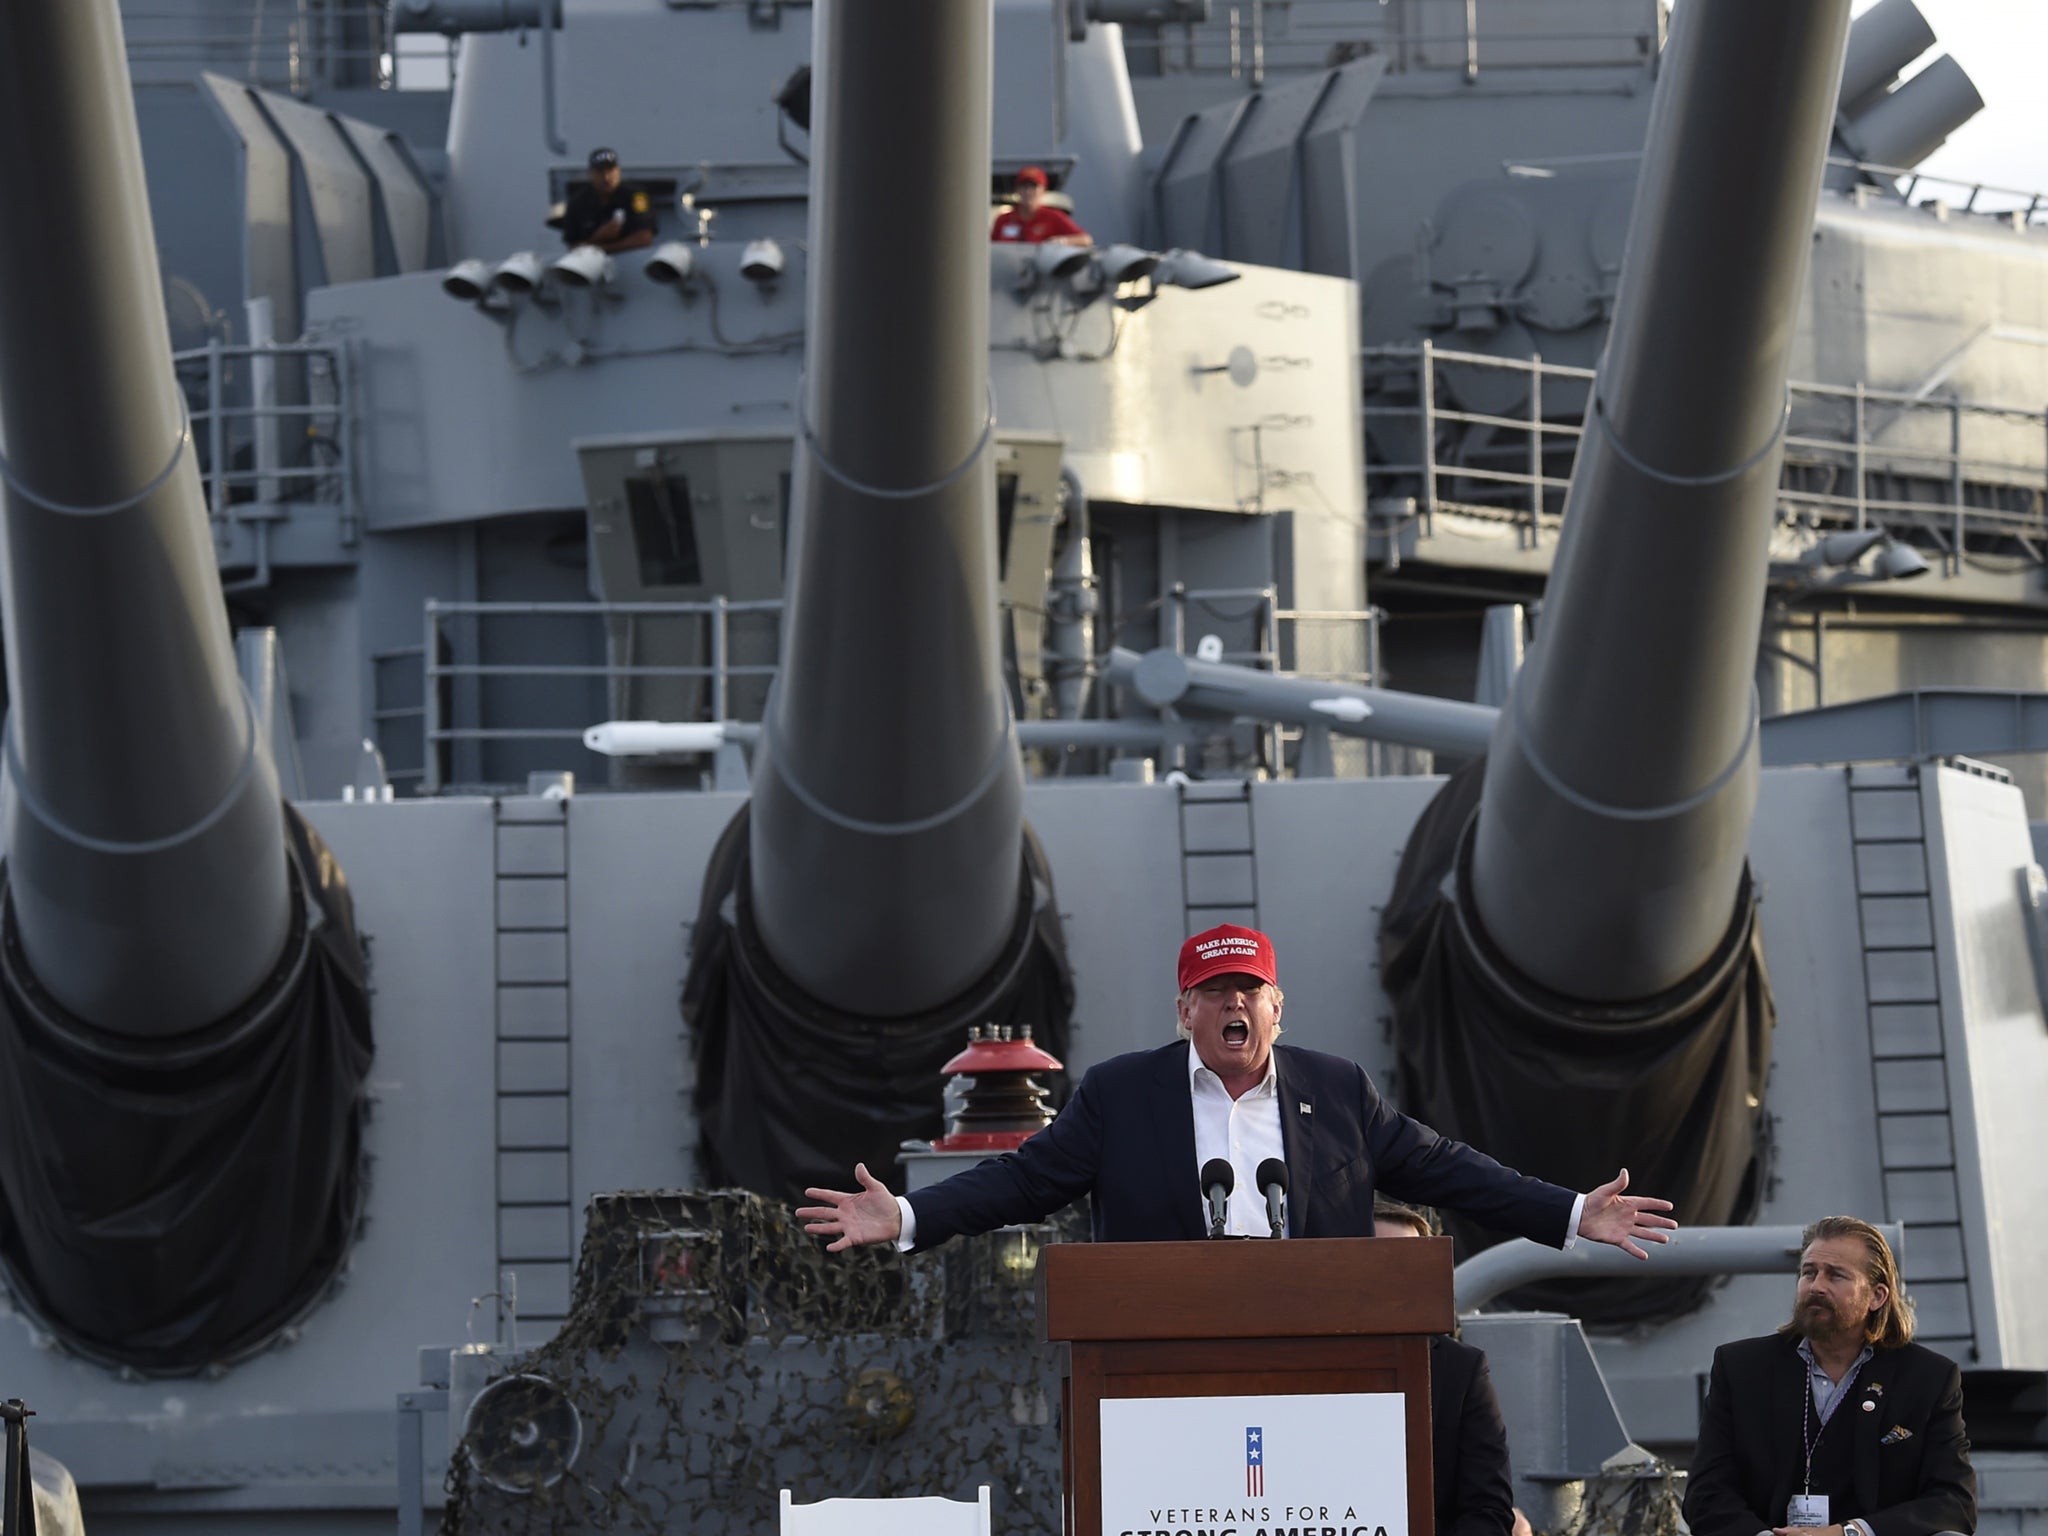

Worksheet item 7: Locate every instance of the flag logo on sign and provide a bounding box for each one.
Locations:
[1246,1426,1264,1497]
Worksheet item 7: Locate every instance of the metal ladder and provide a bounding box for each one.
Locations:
[1178,778,1260,935]
[491,795,577,1339]
[1847,763,1976,1356]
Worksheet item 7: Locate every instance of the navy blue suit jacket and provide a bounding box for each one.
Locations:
[905,1040,1577,1250]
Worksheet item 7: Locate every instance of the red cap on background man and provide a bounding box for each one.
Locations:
[1177,924,1278,992]
[1015,164,1049,188]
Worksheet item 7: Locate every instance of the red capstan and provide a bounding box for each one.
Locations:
[929,1024,1065,1153]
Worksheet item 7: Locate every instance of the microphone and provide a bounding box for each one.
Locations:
[1256,1157,1288,1239]
[1200,1158,1235,1238]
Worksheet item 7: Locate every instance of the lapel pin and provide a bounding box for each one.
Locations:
[1299,1102,1313,1115]
[1862,1400,1876,1412]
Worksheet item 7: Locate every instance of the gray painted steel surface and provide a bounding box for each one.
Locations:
[2,0,2048,1528]
[1459,1311,1632,1531]
[0,0,289,1034]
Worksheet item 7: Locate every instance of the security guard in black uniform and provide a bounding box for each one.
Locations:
[559,147,656,253]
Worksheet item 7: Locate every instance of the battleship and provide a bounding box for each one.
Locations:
[2,0,2048,1533]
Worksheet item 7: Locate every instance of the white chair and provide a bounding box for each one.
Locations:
[779,1484,992,1536]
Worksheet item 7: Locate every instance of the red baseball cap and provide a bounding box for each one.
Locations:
[1178,924,1278,992]
[1015,165,1049,188]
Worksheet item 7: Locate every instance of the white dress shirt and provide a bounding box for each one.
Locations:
[898,1039,1589,1248]
[1189,1041,1288,1235]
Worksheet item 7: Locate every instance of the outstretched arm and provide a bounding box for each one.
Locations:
[798,1069,1107,1256]
[900,1071,1105,1251]
[1363,1069,1577,1246]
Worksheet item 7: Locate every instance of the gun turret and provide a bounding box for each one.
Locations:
[1381,0,1852,1318]
[0,0,372,1372]
[683,0,1073,1198]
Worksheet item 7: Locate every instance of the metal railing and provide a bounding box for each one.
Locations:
[124,1,453,93]
[1160,586,1382,685]
[1363,340,2048,575]
[1883,163,2048,222]
[1150,586,1385,775]
[176,337,360,578]
[1506,149,2048,225]
[403,593,1386,793]
[1122,0,1664,86]
[419,598,782,794]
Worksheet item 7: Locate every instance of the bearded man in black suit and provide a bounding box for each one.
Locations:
[1683,1216,1976,1536]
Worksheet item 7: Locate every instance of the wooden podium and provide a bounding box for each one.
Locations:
[1038,1237,1453,1536]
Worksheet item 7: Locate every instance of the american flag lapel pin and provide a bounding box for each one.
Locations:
[1299,1101,1312,1116]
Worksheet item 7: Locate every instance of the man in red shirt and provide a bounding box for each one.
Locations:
[990,165,1090,246]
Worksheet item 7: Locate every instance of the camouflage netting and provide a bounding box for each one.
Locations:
[444,1190,1083,1536]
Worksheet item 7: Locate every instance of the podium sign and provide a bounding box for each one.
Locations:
[1039,1238,1452,1536]
[1101,1391,1410,1536]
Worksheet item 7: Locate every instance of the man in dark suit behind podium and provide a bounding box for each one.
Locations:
[799,924,1676,1258]
[1374,1199,1523,1536]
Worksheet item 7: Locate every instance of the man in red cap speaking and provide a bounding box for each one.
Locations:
[799,923,1675,1256]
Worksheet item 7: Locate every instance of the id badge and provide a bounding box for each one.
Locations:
[1786,1495,1830,1526]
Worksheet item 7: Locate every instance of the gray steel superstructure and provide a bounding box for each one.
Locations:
[1,1,2047,1533]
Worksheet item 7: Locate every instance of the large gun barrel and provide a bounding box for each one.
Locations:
[0,0,372,1374]
[0,0,289,1035]
[684,0,1073,1199]
[1380,0,1851,1321]
[1468,0,1851,1003]
[746,0,1023,1018]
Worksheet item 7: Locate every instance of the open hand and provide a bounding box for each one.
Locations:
[796,1163,904,1252]
[1578,1167,1677,1259]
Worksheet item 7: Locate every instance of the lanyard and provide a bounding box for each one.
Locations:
[1802,1357,1863,1493]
